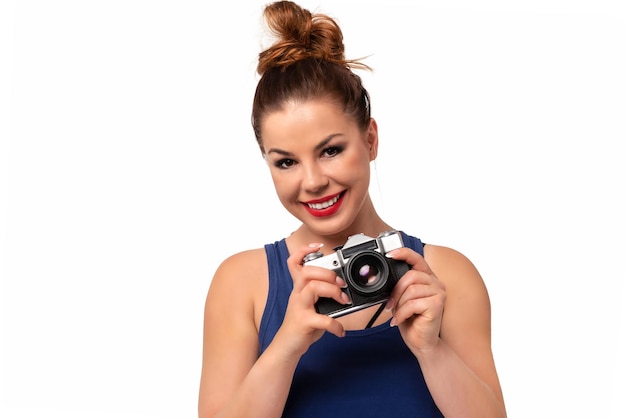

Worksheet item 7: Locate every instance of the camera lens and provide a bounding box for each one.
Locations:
[347,252,389,294]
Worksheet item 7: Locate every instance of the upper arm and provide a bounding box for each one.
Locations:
[198,249,268,417]
[425,245,505,405]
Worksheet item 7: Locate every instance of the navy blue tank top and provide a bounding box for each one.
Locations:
[260,232,443,417]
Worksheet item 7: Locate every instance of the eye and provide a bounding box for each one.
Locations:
[275,158,296,169]
[322,145,343,158]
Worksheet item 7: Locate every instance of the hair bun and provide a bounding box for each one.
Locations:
[257,1,345,75]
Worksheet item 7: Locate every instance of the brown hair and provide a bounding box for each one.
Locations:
[252,1,372,154]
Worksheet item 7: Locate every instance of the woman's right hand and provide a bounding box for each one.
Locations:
[273,243,349,359]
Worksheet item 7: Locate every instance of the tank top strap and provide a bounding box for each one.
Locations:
[259,239,293,352]
[400,230,424,256]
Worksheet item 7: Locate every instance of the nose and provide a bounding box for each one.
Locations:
[302,162,329,193]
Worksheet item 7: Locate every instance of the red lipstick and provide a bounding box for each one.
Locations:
[302,192,345,217]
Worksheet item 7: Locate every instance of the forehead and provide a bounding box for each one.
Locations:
[261,100,358,149]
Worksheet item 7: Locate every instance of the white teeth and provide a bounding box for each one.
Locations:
[308,194,340,210]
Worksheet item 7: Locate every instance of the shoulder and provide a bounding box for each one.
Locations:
[401,233,485,292]
[214,247,268,280]
[209,247,269,299]
[206,247,269,328]
[423,243,491,311]
[424,243,491,336]
[424,244,484,287]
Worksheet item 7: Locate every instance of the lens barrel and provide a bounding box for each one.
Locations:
[346,251,389,294]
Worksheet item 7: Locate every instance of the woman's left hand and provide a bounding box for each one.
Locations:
[385,247,447,355]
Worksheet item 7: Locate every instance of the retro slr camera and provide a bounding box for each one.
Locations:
[303,230,410,318]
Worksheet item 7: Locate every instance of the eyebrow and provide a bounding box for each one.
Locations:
[266,133,343,157]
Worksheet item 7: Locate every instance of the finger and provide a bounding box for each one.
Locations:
[386,269,439,311]
[385,247,434,275]
[396,281,441,304]
[287,242,325,268]
[300,280,351,308]
[310,314,346,338]
[392,294,444,326]
[301,265,343,284]
[287,243,327,291]
[292,264,343,292]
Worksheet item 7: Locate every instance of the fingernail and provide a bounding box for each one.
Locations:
[341,292,351,304]
[384,297,395,311]
[385,250,397,258]
[309,243,324,248]
[336,276,347,287]
[390,317,397,327]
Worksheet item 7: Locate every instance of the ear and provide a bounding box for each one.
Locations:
[366,118,379,161]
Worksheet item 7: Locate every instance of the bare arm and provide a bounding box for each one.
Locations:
[387,245,507,417]
[198,245,348,418]
[198,250,295,418]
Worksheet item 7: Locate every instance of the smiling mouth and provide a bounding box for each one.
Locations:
[305,192,344,210]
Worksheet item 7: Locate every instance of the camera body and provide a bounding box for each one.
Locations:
[303,230,410,318]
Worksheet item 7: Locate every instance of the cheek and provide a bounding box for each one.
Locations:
[340,153,371,182]
[269,171,298,200]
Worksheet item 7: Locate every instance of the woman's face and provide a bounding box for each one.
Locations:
[261,99,378,237]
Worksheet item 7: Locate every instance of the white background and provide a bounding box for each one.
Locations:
[2,0,625,417]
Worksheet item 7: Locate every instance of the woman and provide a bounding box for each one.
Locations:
[198,1,506,417]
